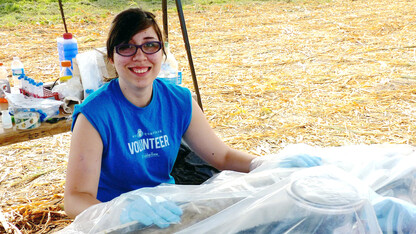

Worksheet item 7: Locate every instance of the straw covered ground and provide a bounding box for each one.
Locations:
[1,0,416,232]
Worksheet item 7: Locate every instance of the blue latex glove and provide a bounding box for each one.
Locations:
[373,197,416,233]
[277,154,322,168]
[120,194,183,229]
[250,154,322,171]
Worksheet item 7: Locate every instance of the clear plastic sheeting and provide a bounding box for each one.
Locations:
[178,166,381,234]
[268,144,416,205]
[60,144,416,234]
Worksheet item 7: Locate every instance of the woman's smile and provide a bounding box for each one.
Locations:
[130,66,151,75]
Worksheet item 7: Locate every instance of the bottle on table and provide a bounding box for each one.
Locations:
[60,60,73,83]
[1,110,12,129]
[157,42,182,85]
[38,82,44,98]
[57,33,78,70]
[35,82,43,98]
[10,57,24,93]
[22,76,28,94]
[28,78,36,96]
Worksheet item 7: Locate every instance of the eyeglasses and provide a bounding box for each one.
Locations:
[115,41,162,56]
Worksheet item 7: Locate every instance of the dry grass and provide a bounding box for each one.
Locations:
[1,0,416,232]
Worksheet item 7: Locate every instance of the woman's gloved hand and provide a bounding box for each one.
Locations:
[250,154,322,171]
[120,194,183,229]
[277,154,322,168]
[373,197,416,233]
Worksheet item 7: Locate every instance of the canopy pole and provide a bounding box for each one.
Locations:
[162,0,168,41]
[174,0,203,111]
[58,0,68,33]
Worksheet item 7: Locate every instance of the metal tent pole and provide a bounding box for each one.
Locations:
[162,0,203,111]
[58,0,68,33]
[162,0,168,41]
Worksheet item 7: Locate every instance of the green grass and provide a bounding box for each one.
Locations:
[0,0,325,26]
[0,0,281,26]
[0,0,212,26]
[0,0,166,26]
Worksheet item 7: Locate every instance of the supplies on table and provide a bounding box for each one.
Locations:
[14,111,41,130]
[51,51,85,113]
[52,75,83,114]
[5,93,63,122]
[157,42,182,85]
[76,48,112,99]
[19,75,59,100]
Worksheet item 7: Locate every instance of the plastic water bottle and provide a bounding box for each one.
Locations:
[157,42,181,85]
[11,57,24,93]
[35,82,42,98]
[1,110,12,129]
[28,78,35,96]
[60,60,73,82]
[165,42,179,72]
[22,75,29,93]
[57,33,78,70]
[38,82,44,98]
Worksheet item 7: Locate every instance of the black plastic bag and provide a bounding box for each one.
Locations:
[171,143,220,185]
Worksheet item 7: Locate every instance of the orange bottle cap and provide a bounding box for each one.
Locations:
[61,60,72,67]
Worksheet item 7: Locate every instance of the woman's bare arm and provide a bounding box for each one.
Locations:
[64,113,103,218]
[183,100,256,172]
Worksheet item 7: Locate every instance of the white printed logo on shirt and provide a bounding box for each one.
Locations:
[127,128,170,156]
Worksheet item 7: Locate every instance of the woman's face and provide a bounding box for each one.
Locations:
[112,26,163,89]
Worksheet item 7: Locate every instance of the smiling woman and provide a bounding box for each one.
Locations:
[63,7,258,225]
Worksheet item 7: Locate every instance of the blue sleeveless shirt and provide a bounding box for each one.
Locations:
[72,79,192,202]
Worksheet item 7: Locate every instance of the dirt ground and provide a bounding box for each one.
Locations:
[1,0,416,232]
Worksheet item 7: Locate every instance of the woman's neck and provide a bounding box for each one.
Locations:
[118,80,153,107]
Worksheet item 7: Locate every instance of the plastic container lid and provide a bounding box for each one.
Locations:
[287,173,365,215]
[63,33,73,39]
[61,60,72,67]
